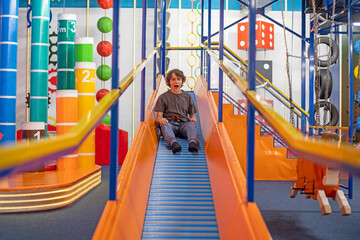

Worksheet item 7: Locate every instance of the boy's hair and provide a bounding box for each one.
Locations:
[166,69,186,87]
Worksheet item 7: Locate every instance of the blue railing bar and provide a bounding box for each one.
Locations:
[161,0,166,76]
[153,0,158,90]
[349,3,354,142]
[200,0,204,75]
[260,13,308,43]
[210,16,248,39]
[349,175,353,199]
[352,0,360,6]
[309,22,314,137]
[218,0,224,123]
[109,0,121,202]
[140,0,147,122]
[207,0,211,90]
[247,0,256,203]
[301,0,307,135]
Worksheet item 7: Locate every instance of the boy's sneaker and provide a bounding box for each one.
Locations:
[188,142,198,152]
[172,142,182,154]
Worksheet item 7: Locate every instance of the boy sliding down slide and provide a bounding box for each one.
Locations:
[154,69,200,154]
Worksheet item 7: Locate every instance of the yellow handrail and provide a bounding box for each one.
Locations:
[0,46,160,172]
[206,47,360,172]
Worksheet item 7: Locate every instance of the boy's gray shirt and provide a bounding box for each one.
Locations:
[154,90,197,122]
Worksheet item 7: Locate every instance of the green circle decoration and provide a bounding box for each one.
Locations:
[96,64,112,81]
[102,114,111,125]
[97,17,113,33]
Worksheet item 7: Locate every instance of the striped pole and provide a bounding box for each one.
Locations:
[0,0,19,144]
[30,0,50,135]
[57,14,76,90]
[56,90,78,170]
[75,62,96,169]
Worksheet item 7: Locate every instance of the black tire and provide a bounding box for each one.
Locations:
[307,37,339,67]
[313,101,339,126]
[319,69,333,99]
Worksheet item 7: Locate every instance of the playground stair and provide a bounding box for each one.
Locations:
[212,92,297,181]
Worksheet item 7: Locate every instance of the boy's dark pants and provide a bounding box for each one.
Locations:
[160,121,199,148]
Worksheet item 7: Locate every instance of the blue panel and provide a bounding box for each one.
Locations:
[0,125,16,143]
[272,0,302,11]
[0,17,18,42]
[0,44,17,69]
[0,98,16,122]
[0,0,19,15]
[0,71,17,96]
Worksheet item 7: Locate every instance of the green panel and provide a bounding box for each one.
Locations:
[32,0,50,17]
[31,45,49,70]
[30,98,48,135]
[30,72,48,96]
[31,19,50,43]
[57,70,75,90]
[58,44,75,69]
[58,19,76,42]
[75,43,93,62]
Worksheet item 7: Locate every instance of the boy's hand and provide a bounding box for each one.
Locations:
[157,117,169,126]
[189,115,197,123]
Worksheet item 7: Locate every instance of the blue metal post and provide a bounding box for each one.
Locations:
[200,0,204,75]
[0,0,18,144]
[301,0,306,135]
[153,0,158,89]
[218,0,224,123]
[348,2,354,200]
[161,0,166,76]
[309,23,314,137]
[207,0,211,90]
[109,0,120,201]
[141,0,147,122]
[247,0,256,203]
[349,4,354,143]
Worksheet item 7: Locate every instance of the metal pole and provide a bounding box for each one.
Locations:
[161,0,166,76]
[109,0,120,201]
[207,0,211,90]
[218,0,224,123]
[301,0,306,135]
[247,0,256,203]
[153,0,158,90]
[141,0,147,122]
[348,1,354,200]
[200,0,204,75]
[309,23,314,137]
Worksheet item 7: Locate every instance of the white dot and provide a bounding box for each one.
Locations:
[270,34,273,40]
[262,40,265,45]
[255,24,258,30]
[270,41,273,47]
[255,40,258,45]
[262,32,265,38]
[240,25,245,31]
[262,24,265,30]
[264,63,270,70]
[240,41,245,46]
[270,26,273,32]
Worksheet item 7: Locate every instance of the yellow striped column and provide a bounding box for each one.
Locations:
[75,62,96,169]
[56,90,78,171]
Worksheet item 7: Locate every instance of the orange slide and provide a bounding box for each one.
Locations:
[92,76,271,240]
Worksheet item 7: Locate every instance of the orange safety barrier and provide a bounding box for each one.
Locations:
[194,75,271,240]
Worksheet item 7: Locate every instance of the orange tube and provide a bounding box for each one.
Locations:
[56,90,78,171]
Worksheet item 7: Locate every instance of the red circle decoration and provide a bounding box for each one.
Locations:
[98,0,113,9]
[96,88,110,102]
[97,41,112,57]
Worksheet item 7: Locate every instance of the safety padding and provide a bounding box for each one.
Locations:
[194,75,271,240]
[93,75,167,240]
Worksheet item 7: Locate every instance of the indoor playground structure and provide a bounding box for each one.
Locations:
[1,0,360,239]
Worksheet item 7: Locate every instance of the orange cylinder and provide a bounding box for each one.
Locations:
[56,90,78,171]
[75,62,96,169]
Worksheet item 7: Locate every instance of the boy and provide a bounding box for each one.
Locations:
[154,69,200,154]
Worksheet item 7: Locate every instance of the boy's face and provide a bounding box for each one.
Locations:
[169,73,183,93]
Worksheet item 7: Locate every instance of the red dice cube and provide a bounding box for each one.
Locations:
[238,21,274,50]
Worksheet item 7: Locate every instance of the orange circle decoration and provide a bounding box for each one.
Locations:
[187,76,196,89]
[187,32,197,46]
[187,10,198,23]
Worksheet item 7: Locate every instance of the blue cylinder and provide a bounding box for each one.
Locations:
[30,0,50,135]
[356,117,360,133]
[0,0,18,144]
